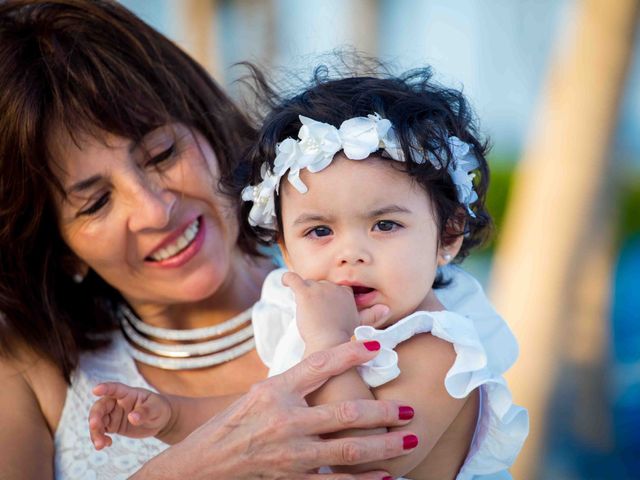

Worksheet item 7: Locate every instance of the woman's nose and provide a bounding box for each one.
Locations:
[128,182,177,232]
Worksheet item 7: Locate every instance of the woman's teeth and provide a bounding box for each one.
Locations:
[149,218,200,261]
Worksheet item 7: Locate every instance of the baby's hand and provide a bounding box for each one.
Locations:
[282,272,390,350]
[89,382,172,450]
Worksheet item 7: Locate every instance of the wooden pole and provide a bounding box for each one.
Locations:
[489,1,639,478]
[174,0,221,79]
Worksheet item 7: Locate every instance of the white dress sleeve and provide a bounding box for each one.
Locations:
[252,268,304,376]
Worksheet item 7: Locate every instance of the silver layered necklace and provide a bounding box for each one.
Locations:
[118,304,255,370]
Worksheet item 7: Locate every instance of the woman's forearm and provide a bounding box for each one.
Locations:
[131,342,417,479]
[157,393,242,445]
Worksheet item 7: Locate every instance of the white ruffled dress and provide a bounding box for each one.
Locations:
[253,266,529,480]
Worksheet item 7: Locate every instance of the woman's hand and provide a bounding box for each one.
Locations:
[131,341,417,479]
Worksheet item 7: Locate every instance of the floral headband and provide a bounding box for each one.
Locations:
[242,113,479,229]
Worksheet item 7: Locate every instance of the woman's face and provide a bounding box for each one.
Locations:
[52,123,242,309]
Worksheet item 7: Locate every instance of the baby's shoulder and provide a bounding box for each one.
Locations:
[389,332,458,396]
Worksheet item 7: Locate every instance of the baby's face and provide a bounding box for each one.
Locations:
[279,154,447,323]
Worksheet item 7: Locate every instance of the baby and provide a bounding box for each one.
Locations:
[90,66,528,479]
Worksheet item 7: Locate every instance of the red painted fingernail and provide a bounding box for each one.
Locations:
[399,406,414,420]
[382,477,394,480]
[403,434,419,450]
[363,340,380,351]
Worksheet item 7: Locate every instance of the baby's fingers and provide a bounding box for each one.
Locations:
[92,381,136,400]
[88,397,116,450]
[127,402,155,427]
[281,271,306,292]
[358,304,391,328]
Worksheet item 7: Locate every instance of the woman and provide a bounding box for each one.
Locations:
[0,1,418,478]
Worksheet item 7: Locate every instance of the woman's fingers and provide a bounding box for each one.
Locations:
[314,431,418,467]
[295,400,414,435]
[308,472,391,480]
[276,340,381,397]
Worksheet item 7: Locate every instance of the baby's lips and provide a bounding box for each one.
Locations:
[351,285,375,295]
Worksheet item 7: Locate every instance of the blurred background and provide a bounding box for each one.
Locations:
[120,1,639,478]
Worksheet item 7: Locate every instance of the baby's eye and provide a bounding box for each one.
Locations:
[373,220,401,232]
[306,226,333,238]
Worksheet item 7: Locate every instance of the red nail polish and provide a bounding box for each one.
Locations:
[403,434,419,450]
[399,406,414,420]
[363,340,380,351]
[382,477,394,480]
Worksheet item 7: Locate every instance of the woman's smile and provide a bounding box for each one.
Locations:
[145,216,205,267]
[146,217,200,261]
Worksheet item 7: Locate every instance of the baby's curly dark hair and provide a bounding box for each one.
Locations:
[240,62,492,264]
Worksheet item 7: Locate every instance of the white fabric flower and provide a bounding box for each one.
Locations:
[448,137,479,171]
[242,165,279,227]
[240,114,481,229]
[273,138,300,177]
[338,115,384,160]
[379,125,403,161]
[297,116,341,173]
[370,113,404,161]
[446,137,480,216]
[274,138,308,193]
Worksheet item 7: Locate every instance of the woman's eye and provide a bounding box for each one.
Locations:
[374,220,400,232]
[146,144,176,167]
[78,192,110,216]
[307,226,332,238]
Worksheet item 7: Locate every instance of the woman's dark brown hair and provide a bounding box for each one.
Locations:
[0,0,257,381]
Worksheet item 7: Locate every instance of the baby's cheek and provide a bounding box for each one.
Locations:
[392,270,433,313]
[291,260,326,282]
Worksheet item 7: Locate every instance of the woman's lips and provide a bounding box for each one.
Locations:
[147,217,200,261]
[145,216,205,268]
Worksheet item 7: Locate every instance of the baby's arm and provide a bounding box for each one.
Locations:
[311,332,473,478]
[89,382,240,449]
[281,273,390,435]
[284,273,474,478]
[370,334,476,477]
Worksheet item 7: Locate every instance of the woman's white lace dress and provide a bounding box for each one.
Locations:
[253,265,529,480]
[54,332,168,479]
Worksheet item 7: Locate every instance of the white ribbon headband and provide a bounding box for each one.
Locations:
[242,113,480,230]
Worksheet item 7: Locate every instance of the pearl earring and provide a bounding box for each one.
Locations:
[442,253,453,263]
[72,272,85,284]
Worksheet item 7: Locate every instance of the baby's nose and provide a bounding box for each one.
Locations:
[336,247,372,265]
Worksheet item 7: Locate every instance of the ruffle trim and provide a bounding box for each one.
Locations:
[252,269,298,370]
[354,312,529,478]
